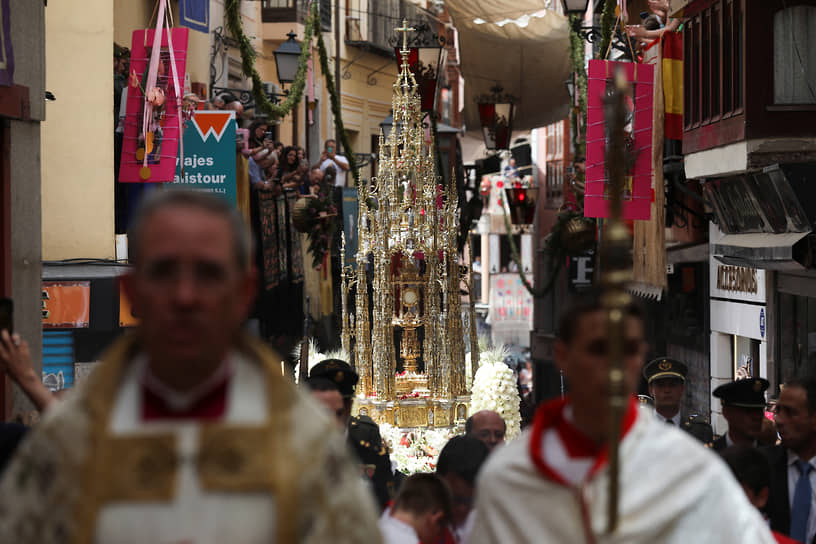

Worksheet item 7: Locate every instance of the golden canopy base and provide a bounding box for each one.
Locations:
[353,396,471,430]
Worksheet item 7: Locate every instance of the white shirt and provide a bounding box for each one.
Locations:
[321,155,350,187]
[786,451,816,544]
[654,410,682,426]
[379,512,419,544]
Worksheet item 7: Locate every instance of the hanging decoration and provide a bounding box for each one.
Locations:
[120,0,188,183]
[224,0,360,185]
[584,59,653,220]
[291,174,338,268]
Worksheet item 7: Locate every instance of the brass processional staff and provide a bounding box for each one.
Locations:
[601,69,634,533]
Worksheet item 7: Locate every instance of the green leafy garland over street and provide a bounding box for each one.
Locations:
[224,0,360,184]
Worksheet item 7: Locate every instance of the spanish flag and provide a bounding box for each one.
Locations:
[662,31,683,141]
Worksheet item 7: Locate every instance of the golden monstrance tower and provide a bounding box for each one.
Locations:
[341,21,475,429]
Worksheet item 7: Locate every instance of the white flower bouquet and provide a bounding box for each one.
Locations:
[471,343,522,440]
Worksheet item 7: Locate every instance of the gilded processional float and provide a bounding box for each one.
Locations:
[340,23,478,431]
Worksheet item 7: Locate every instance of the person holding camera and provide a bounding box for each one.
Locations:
[319,139,349,188]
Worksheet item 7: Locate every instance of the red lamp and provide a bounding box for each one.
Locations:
[476,84,517,151]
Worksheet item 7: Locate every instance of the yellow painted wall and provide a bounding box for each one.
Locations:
[41,0,115,260]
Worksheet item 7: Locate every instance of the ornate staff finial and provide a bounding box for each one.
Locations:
[395,18,415,58]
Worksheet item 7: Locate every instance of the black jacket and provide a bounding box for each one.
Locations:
[711,434,728,452]
[764,445,792,537]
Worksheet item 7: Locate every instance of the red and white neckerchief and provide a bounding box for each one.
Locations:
[528,396,639,544]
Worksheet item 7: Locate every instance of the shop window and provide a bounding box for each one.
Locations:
[773,6,816,105]
[778,292,816,381]
[732,335,759,379]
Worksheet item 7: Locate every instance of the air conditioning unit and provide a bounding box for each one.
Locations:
[263,81,280,99]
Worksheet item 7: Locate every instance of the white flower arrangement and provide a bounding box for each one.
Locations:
[471,342,522,440]
[292,339,350,383]
[379,423,455,475]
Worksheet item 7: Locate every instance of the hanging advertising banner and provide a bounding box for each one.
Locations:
[584,59,654,221]
[172,110,237,205]
[119,27,189,183]
[0,0,14,86]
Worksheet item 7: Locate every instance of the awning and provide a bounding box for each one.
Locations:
[711,231,811,270]
[445,1,572,133]
[667,243,709,264]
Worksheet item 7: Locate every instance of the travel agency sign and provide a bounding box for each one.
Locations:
[174,110,237,205]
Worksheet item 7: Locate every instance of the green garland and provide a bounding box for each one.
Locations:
[568,14,587,160]
[596,0,618,60]
[224,0,359,184]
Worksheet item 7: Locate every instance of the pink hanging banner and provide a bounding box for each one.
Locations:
[119,27,189,183]
[584,59,654,221]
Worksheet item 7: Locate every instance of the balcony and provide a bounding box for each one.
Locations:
[345,0,436,58]
[261,0,331,31]
[683,0,816,159]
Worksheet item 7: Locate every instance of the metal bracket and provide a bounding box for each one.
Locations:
[366,60,396,86]
[342,48,369,80]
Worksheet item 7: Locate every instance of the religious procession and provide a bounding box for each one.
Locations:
[1,0,816,542]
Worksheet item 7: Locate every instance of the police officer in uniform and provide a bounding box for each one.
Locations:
[307,359,398,510]
[711,377,770,452]
[643,357,713,443]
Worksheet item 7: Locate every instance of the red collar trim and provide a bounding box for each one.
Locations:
[141,375,230,421]
[528,396,639,486]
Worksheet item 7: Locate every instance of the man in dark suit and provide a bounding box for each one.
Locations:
[307,358,398,510]
[766,375,816,543]
[712,378,770,452]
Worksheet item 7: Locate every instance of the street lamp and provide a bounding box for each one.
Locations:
[561,0,590,15]
[476,84,516,152]
[274,30,301,85]
[379,110,395,139]
[394,42,447,113]
[390,22,447,113]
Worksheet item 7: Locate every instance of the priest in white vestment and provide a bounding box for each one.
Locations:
[468,291,775,544]
[0,190,381,544]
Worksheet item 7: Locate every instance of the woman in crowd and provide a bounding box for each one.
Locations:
[248,119,269,152]
[282,159,309,193]
[280,146,299,177]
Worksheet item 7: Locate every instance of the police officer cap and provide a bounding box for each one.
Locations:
[643,357,687,384]
[308,358,358,398]
[713,378,769,409]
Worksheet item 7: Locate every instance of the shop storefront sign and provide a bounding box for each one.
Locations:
[710,234,766,304]
[711,300,766,342]
[568,251,595,292]
[42,282,90,329]
[716,265,758,294]
[172,110,237,205]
